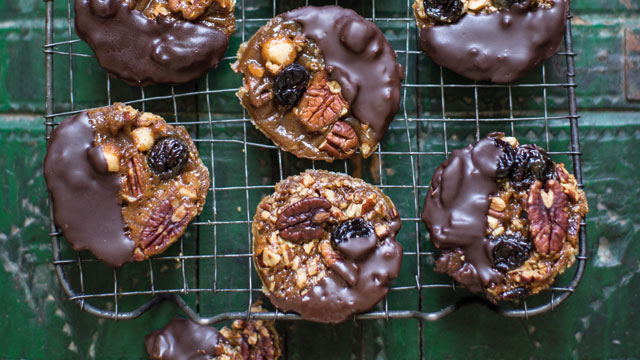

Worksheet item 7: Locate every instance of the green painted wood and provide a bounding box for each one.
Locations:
[0,0,639,357]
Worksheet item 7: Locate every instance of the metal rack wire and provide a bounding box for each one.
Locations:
[43,0,588,327]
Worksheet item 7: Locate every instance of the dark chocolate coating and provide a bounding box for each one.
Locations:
[419,0,569,83]
[145,317,222,360]
[283,6,405,142]
[421,137,504,291]
[44,112,134,267]
[74,0,229,86]
[268,219,402,323]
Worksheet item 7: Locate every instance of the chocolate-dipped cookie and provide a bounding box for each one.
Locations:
[44,104,209,267]
[145,304,281,359]
[252,170,403,323]
[74,0,235,85]
[422,133,588,301]
[232,6,404,162]
[413,0,569,83]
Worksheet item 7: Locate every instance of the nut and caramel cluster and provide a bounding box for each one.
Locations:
[252,170,399,300]
[90,104,210,261]
[413,0,553,29]
[146,303,281,360]
[486,134,587,300]
[123,0,236,35]
[431,134,588,302]
[232,17,377,161]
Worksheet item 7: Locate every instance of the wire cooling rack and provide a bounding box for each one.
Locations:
[44,0,587,325]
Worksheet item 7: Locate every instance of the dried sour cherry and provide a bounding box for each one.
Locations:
[423,0,464,24]
[492,233,531,272]
[147,137,189,180]
[273,63,309,106]
[494,142,555,190]
[331,218,374,247]
[494,138,516,180]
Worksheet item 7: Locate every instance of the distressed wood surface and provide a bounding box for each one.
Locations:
[0,0,639,358]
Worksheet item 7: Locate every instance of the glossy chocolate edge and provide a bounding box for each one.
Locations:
[144,317,222,359]
[283,6,405,142]
[74,0,229,86]
[419,0,569,83]
[421,137,504,292]
[43,112,134,267]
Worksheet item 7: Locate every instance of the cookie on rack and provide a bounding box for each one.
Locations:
[232,6,404,162]
[413,0,569,83]
[44,103,209,267]
[421,132,588,302]
[145,303,281,359]
[74,0,236,85]
[252,170,403,323]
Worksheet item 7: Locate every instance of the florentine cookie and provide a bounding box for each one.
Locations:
[232,6,404,162]
[145,304,281,360]
[75,0,236,85]
[44,103,209,267]
[422,133,588,301]
[413,0,569,83]
[252,170,403,323]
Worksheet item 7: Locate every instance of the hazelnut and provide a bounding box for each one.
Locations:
[467,0,487,10]
[487,216,499,230]
[101,143,121,172]
[261,35,296,74]
[131,127,155,152]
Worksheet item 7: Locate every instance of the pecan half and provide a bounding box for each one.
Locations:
[139,198,192,254]
[168,0,214,20]
[294,71,348,133]
[275,198,331,243]
[123,156,144,201]
[527,180,569,255]
[319,121,359,159]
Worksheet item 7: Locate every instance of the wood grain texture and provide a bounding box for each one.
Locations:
[0,0,639,358]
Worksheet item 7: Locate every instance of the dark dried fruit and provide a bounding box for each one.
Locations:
[496,143,555,190]
[494,139,516,180]
[423,0,464,24]
[500,287,528,300]
[491,233,531,272]
[273,63,309,106]
[331,218,378,260]
[276,197,331,243]
[147,137,189,180]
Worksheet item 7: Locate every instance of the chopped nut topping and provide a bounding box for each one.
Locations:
[131,126,155,152]
[167,0,214,20]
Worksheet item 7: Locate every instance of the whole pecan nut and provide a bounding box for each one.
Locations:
[123,156,144,201]
[527,180,569,255]
[275,197,331,243]
[319,121,359,159]
[168,0,214,19]
[139,198,192,255]
[294,71,349,133]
